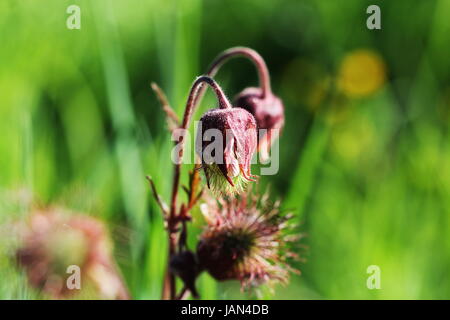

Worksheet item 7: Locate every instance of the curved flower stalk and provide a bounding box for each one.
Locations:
[196,188,300,291]
[193,47,285,159]
[170,76,234,215]
[164,76,232,299]
[16,208,129,300]
[152,76,258,299]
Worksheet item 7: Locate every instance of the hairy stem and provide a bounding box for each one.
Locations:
[170,76,231,219]
[164,76,231,299]
[192,47,272,109]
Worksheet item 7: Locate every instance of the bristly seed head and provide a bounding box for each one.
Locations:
[196,189,299,292]
[15,209,129,299]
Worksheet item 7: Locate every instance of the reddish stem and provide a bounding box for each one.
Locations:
[192,47,272,109]
[170,76,231,217]
[164,76,231,300]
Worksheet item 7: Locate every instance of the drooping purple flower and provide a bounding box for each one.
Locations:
[196,107,257,195]
[234,87,284,159]
[192,47,285,159]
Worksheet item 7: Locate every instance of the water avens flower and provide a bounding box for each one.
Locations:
[194,78,257,195]
[159,75,259,298]
[234,87,284,160]
[196,190,299,291]
[193,47,285,159]
[150,47,292,299]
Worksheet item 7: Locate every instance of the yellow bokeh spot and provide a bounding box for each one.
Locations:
[338,49,386,98]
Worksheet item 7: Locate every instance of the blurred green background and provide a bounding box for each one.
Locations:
[1,0,450,299]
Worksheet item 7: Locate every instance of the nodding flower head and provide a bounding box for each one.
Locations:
[196,189,299,292]
[196,107,258,195]
[234,87,284,159]
[199,47,285,160]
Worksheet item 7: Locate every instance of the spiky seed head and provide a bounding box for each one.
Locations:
[196,189,299,291]
[16,209,129,299]
[196,107,257,195]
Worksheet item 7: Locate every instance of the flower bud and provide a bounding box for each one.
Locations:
[196,107,257,195]
[169,250,200,298]
[234,87,284,159]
